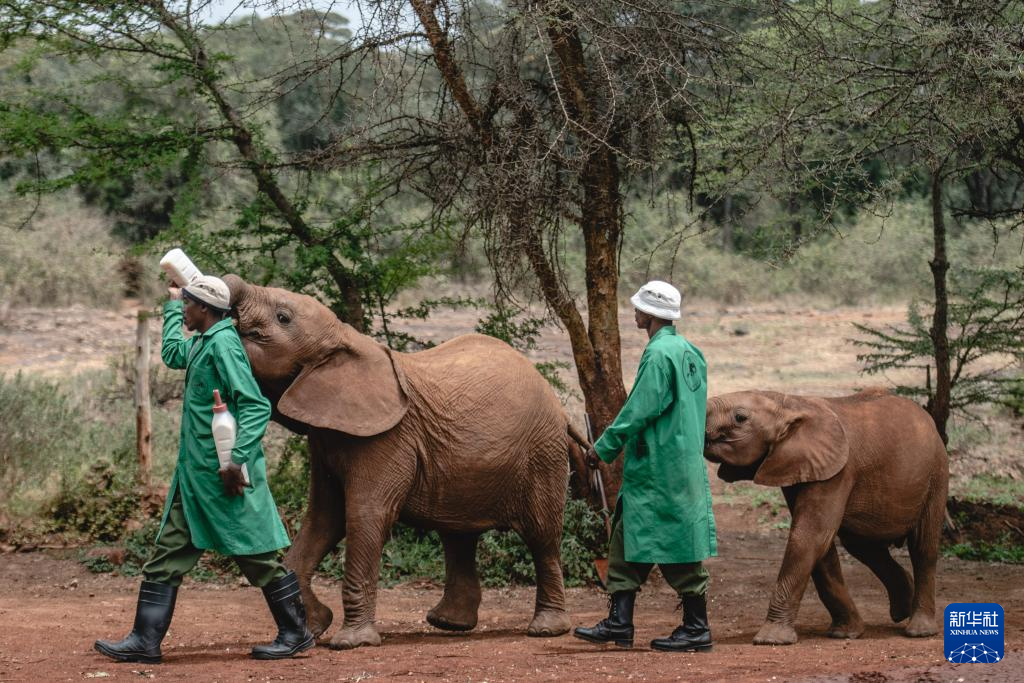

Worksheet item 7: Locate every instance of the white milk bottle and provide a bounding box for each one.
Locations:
[159,248,203,287]
[212,389,250,486]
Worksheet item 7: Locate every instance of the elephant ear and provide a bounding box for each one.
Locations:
[753,397,849,487]
[278,332,410,437]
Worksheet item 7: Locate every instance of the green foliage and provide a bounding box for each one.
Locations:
[267,434,311,520]
[1004,378,1024,417]
[854,267,1024,418]
[943,538,1024,564]
[0,366,179,523]
[50,460,142,542]
[0,371,89,513]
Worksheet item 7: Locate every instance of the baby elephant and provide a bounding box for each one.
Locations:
[704,389,948,645]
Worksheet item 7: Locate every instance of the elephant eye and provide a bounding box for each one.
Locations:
[735,412,748,424]
[276,311,292,325]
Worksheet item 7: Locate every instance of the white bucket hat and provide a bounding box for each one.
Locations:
[630,280,681,321]
[183,275,231,312]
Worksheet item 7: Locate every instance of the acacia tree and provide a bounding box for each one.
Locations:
[0,1,431,329]
[275,0,750,496]
[722,0,1024,443]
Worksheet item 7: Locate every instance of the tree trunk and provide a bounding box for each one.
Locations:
[135,311,153,487]
[411,2,629,503]
[928,172,951,445]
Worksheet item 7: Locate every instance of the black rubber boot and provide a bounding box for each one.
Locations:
[251,571,315,660]
[94,581,178,664]
[573,590,636,648]
[650,593,713,652]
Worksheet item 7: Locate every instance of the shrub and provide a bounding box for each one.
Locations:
[313,497,606,587]
[0,367,179,525]
[0,196,126,308]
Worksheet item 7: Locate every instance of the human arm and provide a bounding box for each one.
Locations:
[160,296,191,369]
[592,353,674,464]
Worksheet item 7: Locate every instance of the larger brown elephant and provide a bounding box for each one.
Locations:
[222,275,575,650]
[704,389,948,646]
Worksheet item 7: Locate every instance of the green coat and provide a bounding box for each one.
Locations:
[159,301,290,556]
[594,326,717,564]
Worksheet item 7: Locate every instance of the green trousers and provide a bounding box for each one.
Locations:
[143,489,287,588]
[604,513,709,597]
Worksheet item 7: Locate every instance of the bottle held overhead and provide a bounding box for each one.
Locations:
[159,248,203,287]
[212,389,250,486]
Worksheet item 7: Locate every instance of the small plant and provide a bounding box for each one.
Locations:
[854,267,1024,428]
[943,537,1024,564]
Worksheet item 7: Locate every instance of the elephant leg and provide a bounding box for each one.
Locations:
[328,495,403,650]
[811,541,864,639]
[283,444,345,639]
[519,514,571,637]
[904,486,945,638]
[426,532,482,632]
[839,531,914,624]
[755,486,846,646]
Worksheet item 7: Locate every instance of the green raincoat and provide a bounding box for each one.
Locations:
[158,301,290,556]
[594,326,717,564]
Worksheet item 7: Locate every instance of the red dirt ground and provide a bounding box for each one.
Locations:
[2,509,1022,682]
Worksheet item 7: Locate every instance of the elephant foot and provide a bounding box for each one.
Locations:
[426,601,479,632]
[306,599,334,639]
[889,594,913,623]
[904,613,938,638]
[328,623,381,650]
[527,608,572,637]
[826,617,864,640]
[753,622,798,646]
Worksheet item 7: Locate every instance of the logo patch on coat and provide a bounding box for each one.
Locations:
[683,351,702,392]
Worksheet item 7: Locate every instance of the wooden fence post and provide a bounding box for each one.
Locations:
[135,310,152,487]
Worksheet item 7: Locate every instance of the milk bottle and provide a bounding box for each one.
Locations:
[212,389,250,486]
[159,248,203,287]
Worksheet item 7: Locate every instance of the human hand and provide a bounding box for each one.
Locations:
[585,446,601,469]
[220,462,247,496]
[168,285,182,301]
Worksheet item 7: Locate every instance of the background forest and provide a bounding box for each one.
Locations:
[1,0,1023,581]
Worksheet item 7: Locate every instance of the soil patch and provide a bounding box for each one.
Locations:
[945,498,1024,547]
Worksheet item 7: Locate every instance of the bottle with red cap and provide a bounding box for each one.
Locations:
[212,389,250,486]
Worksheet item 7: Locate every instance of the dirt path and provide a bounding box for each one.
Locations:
[2,514,1022,682]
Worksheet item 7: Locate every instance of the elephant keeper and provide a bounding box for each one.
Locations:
[574,280,718,652]
[95,275,314,664]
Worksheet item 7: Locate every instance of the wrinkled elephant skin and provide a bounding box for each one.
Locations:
[705,389,947,645]
[223,275,573,648]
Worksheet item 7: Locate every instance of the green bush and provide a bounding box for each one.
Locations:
[50,460,144,542]
[0,368,179,523]
[0,196,126,308]
[0,372,86,513]
[944,537,1024,564]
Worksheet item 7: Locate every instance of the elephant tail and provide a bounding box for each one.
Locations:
[567,422,591,450]
[566,423,598,505]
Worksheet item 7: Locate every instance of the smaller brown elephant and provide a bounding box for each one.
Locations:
[704,389,948,645]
